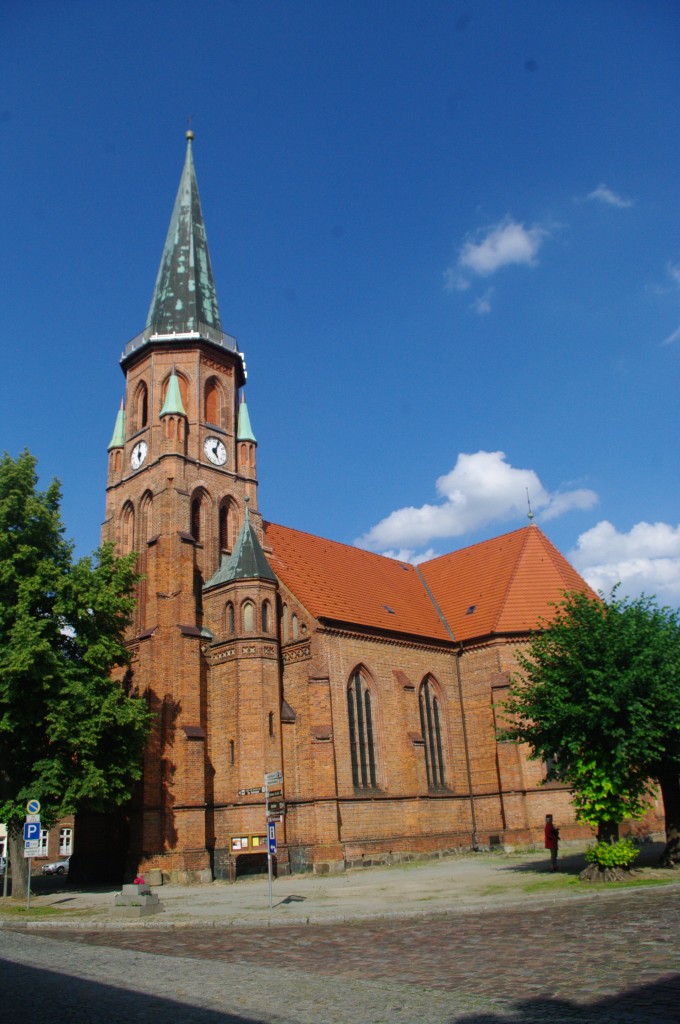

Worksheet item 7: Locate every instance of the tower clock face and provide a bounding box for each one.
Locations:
[131,440,148,470]
[204,436,227,466]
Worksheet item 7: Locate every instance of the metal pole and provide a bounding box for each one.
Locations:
[267,847,273,909]
[26,858,31,912]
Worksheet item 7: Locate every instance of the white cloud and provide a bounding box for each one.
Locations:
[667,263,680,288]
[471,288,493,315]
[457,217,548,278]
[570,520,680,603]
[377,548,438,565]
[356,451,598,553]
[586,184,634,209]
[662,324,680,346]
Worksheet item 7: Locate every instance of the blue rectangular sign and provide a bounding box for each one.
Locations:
[268,821,277,854]
[24,822,41,843]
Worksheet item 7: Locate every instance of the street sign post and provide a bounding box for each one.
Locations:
[237,787,264,796]
[24,822,41,843]
[24,800,41,911]
[267,821,277,909]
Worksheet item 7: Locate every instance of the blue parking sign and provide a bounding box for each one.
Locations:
[24,821,41,843]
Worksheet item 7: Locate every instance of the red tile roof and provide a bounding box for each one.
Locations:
[420,525,594,641]
[264,522,592,643]
[264,522,450,640]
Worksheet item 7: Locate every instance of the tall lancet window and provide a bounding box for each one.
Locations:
[347,670,377,789]
[419,677,446,789]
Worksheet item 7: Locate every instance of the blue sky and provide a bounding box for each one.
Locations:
[3,1,680,603]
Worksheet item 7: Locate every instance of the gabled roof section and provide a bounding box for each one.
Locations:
[420,525,593,642]
[205,503,276,589]
[264,522,450,641]
[146,132,222,336]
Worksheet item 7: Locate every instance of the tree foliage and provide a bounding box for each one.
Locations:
[0,451,151,885]
[502,588,680,859]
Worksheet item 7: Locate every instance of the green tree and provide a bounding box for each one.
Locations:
[502,589,680,863]
[0,451,151,897]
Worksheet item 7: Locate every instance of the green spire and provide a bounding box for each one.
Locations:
[146,131,222,335]
[160,370,186,417]
[107,400,126,450]
[204,501,276,589]
[237,394,256,443]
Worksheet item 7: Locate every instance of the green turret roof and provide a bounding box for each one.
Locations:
[146,131,223,336]
[160,370,187,417]
[237,394,257,443]
[204,501,276,589]
[107,401,126,450]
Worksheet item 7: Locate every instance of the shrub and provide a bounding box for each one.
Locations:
[585,838,639,870]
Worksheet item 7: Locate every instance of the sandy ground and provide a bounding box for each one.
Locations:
[2,841,676,930]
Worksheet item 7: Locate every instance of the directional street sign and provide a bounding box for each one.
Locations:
[264,770,283,785]
[267,801,286,815]
[238,787,264,796]
[267,788,282,798]
[24,822,41,843]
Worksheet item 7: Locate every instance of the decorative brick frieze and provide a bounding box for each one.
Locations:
[282,643,312,664]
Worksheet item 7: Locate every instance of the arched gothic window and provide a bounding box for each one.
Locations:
[121,503,135,554]
[292,613,299,640]
[242,601,254,632]
[133,381,148,431]
[219,505,228,551]
[282,604,289,642]
[205,377,221,425]
[419,677,446,789]
[347,670,377,789]
[191,497,202,542]
[225,602,235,635]
[262,600,270,633]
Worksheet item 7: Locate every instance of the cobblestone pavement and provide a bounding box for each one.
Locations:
[1,885,678,1023]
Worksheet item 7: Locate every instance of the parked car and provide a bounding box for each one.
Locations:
[0,856,6,873]
[41,858,69,876]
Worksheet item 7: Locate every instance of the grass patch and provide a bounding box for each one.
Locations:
[0,902,63,919]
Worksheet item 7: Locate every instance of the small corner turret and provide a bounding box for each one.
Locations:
[107,399,125,482]
[237,392,257,493]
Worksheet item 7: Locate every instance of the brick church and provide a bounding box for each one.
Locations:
[99,132,592,882]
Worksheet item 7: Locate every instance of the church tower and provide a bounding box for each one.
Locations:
[103,132,268,878]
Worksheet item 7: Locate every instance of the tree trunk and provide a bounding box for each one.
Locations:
[596,821,619,843]
[658,769,680,866]
[7,828,29,900]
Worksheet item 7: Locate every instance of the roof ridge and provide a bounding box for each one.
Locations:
[421,524,533,567]
[264,520,415,569]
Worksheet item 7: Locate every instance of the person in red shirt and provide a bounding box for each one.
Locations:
[544,814,559,871]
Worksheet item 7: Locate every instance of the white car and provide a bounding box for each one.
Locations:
[41,858,69,876]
